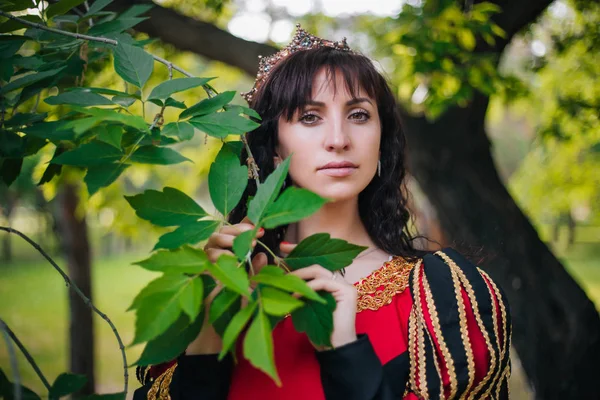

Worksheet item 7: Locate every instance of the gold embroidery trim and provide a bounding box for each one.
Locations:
[147,363,177,400]
[479,268,512,398]
[437,252,498,400]
[435,250,476,398]
[355,256,416,313]
[421,271,458,399]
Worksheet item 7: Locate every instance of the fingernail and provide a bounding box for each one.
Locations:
[281,241,291,245]
[258,228,264,234]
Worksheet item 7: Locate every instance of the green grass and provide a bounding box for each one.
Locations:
[0,242,598,399]
[0,253,159,398]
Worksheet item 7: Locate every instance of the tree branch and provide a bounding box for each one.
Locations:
[0,319,22,400]
[0,318,52,393]
[110,0,277,76]
[0,10,117,45]
[0,227,129,396]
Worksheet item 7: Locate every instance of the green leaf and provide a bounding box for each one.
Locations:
[0,15,42,34]
[120,4,154,18]
[148,77,214,100]
[247,157,290,224]
[251,266,324,303]
[134,246,209,274]
[45,90,114,106]
[232,229,255,261]
[96,125,123,148]
[189,111,260,139]
[4,112,47,127]
[243,308,280,385]
[224,104,261,120]
[83,0,112,16]
[262,187,327,229]
[84,163,129,196]
[133,312,203,367]
[154,220,220,250]
[0,67,66,94]
[0,367,41,400]
[285,233,367,271]
[0,158,22,186]
[291,292,336,347]
[51,141,123,166]
[260,286,304,316]
[65,87,139,98]
[179,276,204,321]
[165,97,187,109]
[46,0,86,19]
[209,144,248,216]
[113,42,153,88]
[206,254,250,296]
[71,106,149,132]
[128,274,189,312]
[111,95,137,107]
[162,121,194,141]
[38,147,64,184]
[20,122,73,142]
[179,91,236,120]
[209,288,240,324]
[219,301,257,359]
[130,146,190,165]
[132,289,185,345]
[89,17,147,36]
[0,36,27,59]
[125,187,206,227]
[50,373,87,398]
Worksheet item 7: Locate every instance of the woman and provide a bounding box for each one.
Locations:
[134,25,511,400]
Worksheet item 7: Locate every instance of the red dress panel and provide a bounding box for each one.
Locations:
[226,255,495,400]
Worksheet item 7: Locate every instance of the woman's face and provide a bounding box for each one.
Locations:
[276,68,381,202]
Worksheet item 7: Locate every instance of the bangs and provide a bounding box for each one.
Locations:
[252,47,383,121]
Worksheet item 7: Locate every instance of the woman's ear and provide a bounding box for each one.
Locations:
[273,154,282,167]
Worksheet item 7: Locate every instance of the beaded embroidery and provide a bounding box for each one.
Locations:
[355,256,417,313]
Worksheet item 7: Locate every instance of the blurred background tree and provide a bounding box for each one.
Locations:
[1,0,599,399]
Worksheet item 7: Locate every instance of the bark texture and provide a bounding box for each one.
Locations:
[58,183,95,395]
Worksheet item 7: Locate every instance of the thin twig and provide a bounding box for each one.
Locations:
[0,227,129,396]
[241,134,260,186]
[0,319,22,400]
[151,54,191,77]
[0,318,52,393]
[0,10,117,45]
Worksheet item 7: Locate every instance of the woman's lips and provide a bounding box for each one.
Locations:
[318,167,357,177]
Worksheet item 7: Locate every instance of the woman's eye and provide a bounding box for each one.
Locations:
[349,111,370,122]
[299,113,320,124]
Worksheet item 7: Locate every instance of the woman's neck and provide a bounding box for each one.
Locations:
[286,197,375,247]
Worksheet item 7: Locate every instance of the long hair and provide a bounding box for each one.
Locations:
[229,47,428,260]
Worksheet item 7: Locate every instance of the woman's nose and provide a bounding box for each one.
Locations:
[324,120,351,151]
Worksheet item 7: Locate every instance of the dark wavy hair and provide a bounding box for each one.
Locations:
[229,47,428,261]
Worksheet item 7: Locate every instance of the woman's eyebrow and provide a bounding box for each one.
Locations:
[304,97,373,107]
[346,97,373,106]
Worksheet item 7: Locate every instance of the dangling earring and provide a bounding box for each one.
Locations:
[377,160,381,177]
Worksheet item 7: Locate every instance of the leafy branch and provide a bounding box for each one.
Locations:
[0,318,52,392]
[0,227,129,396]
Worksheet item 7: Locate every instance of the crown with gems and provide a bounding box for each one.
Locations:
[241,23,354,103]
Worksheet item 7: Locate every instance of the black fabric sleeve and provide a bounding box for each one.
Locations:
[315,334,406,400]
[132,354,234,400]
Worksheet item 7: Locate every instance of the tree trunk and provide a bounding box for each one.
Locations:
[400,93,600,399]
[57,183,95,395]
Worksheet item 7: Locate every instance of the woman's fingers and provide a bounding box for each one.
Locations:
[279,241,296,256]
[205,248,234,263]
[252,252,268,271]
[290,265,332,280]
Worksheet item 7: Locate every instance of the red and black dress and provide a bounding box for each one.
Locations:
[134,248,511,400]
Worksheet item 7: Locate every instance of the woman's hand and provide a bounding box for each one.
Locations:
[186,218,268,355]
[281,242,358,350]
